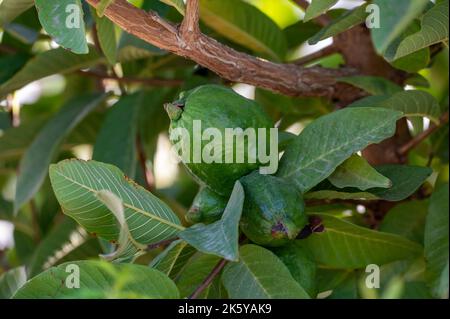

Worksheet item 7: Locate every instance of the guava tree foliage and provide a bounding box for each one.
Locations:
[0,0,448,300]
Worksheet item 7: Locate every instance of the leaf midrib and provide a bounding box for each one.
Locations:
[53,169,185,231]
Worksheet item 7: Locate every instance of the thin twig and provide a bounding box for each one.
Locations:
[293,45,338,65]
[399,112,449,156]
[77,70,183,87]
[0,44,17,54]
[189,259,228,299]
[294,0,332,26]
[147,237,179,250]
[136,134,155,192]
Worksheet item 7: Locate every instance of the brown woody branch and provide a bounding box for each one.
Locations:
[85,0,354,97]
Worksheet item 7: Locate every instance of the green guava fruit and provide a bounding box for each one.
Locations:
[165,84,274,196]
[186,187,228,224]
[239,171,307,247]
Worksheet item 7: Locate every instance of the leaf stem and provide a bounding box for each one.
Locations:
[189,258,228,299]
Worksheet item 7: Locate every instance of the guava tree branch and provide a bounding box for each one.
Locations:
[85,0,354,97]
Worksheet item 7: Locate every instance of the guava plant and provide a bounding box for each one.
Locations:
[0,0,448,300]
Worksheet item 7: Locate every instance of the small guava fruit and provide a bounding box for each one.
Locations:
[186,187,228,224]
[165,84,274,196]
[239,171,307,247]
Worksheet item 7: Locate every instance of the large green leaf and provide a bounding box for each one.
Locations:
[394,1,449,60]
[199,0,287,60]
[0,0,34,26]
[348,90,441,124]
[0,267,27,299]
[277,108,403,193]
[308,4,367,45]
[13,260,179,298]
[0,48,101,98]
[328,154,392,191]
[304,0,338,22]
[49,159,183,247]
[379,200,428,243]
[424,183,449,298]
[222,245,310,299]
[337,76,403,96]
[35,0,88,54]
[299,214,423,269]
[14,93,106,212]
[179,181,244,261]
[93,93,143,178]
[371,0,428,54]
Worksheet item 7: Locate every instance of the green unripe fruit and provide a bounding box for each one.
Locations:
[165,85,274,196]
[239,171,307,247]
[186,187,228,224]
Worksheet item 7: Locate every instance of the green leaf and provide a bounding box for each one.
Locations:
[308,4,367,45]
[160,0,185,15]
[13,260,179,298]
[272,242,317,298]
[384,20,430,71]
[149,239,197,279]
[199,0,287,60]
[277,108,403,193]
[222,244,310,299]
[0,47,101,98]
[299,214,423,269]
[306,165,432,202]
[93,93,143,178]
[96,0,115,17]
[179,181,244,261]
[176,253,221,298]
[424,183,449,298]
[28,218,100,277]
[93,13,117,65]
[329,154,392,191]
[304,0,338,22]
[379,200,428,243]
[0,267,27,299]
[349,90,441,124]
[394,1,449,60]
[337,76,403,96]
[371,0,428,54]
[370,165,432,201]
[35,0,89,54]
[49,159,183,246]
[0,0,34,26]
[14,93,106,212]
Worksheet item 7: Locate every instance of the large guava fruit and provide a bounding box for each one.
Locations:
[165,85,274,196]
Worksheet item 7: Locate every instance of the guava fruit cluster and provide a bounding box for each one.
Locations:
[165,85,307,246]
